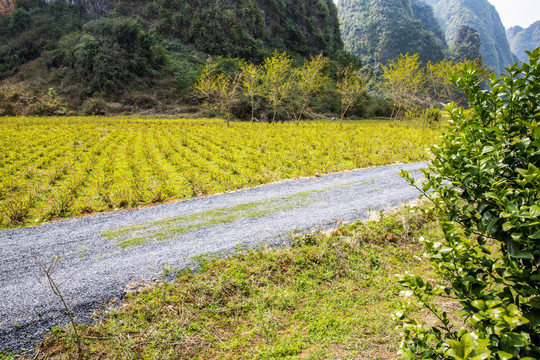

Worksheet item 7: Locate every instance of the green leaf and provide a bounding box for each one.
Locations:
[525,297,540,309]
[507,241,534,260]
[500,332,528,348]
[496,351,514,360]
[447,333,491,360]
[530,205,540,217]
[502,222,514,232]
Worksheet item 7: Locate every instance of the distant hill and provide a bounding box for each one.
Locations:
[507,21,540,62]
[337,0,446,70]
[427,0,518,73]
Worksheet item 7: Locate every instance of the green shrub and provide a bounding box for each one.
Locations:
[81,97,107,116]
[56,16,168,98]
[423,107,441,124]
[398,48,540,359]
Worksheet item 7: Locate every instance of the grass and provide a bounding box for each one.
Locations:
[0,117,441,229]
[22,203,443,360]
[102,184,353,248]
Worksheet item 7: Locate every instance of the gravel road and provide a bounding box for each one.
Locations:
[0,162,426,352]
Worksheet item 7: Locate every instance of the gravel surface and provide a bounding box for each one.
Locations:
[0,162,426,352]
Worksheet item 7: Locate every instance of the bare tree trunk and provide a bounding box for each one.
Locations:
[296,101,308,126]
[340,105,350,127]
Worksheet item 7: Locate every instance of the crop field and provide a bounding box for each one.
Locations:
[0,117,440,228]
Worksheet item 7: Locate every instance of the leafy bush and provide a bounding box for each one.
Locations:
[423,107,441,124]
[55,17,167,98]
[398,49,540,359]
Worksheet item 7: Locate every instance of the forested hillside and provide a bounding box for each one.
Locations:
[337,0,446,71]
[507,21,540,62]
[0,0,345,113]
[427,0,518,73]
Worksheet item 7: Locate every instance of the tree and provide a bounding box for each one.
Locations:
[379,53,425,120]
[424,59,464,107]
[261,51,295,124]
[336,65,369,125]
[239,62,263,122]
[291,54,330,125]
[193,63,241,126]
[398,48,540,359]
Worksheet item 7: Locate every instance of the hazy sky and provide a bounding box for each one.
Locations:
[487,0,540,29]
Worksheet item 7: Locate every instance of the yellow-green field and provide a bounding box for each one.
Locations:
[0,117,440,228]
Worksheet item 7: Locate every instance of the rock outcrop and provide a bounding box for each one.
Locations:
[0,0,15,16]
[338,0,446,69]
[428,0,518,73]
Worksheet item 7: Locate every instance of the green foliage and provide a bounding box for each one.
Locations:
[291,54,330,123]
[137,0,343,61]
[379,54,426,119]
[55,16,167,98]
[0,1,88,79]
[424,59,467,107]
[239,61,264,122]
[195,52,332,123]
[398,48,540,359]
[379,54,473,119]
[193,63,241,126]
[423,107,442,124]
[261,51,295,123]
[336,65,370,123]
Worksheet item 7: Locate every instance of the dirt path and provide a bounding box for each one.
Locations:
[0,162,426,352]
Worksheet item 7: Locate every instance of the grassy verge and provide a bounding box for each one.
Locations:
[14,203,443,360]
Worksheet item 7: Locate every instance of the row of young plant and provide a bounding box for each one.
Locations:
[0,117,440,228]
[193,51,476,125]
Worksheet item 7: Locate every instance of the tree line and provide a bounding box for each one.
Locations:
[193,51,479,125]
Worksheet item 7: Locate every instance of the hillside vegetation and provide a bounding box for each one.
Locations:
[0,0,345,113]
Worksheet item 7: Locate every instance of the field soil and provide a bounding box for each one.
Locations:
[0,162,426,352]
